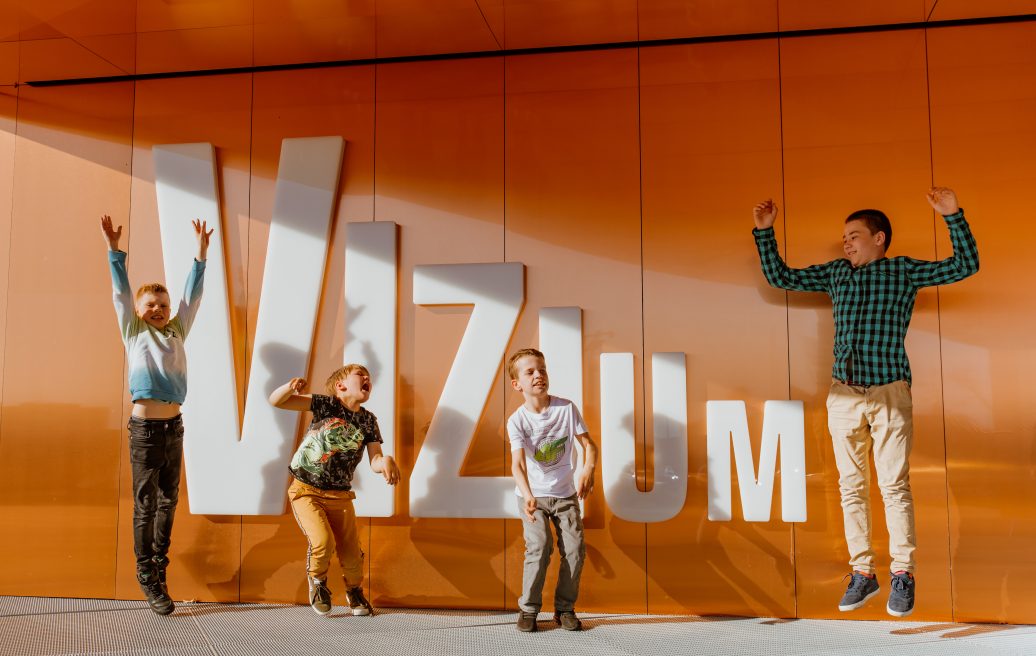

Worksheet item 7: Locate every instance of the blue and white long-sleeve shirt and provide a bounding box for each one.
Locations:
[109,250,206,404]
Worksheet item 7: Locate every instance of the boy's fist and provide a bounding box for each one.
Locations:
[289,377,307,393]
[926,187,960,216]
[753,199,778,230]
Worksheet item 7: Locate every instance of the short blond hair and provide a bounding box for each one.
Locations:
[135,283,169,301]
[325,364,371,395]
[507,348,545,380]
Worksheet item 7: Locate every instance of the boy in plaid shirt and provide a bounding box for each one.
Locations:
[752,187,978,617]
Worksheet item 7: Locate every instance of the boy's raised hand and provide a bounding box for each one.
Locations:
[100,214,122,250]
[926,187,960,216]
[753,199,778,230]
[193,219,215,261]
[288,377,307,394]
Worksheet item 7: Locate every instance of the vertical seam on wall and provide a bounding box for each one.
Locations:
[635,13,649,611]
[369,62,377,593]
[0,83,19,568]
[923,25,956,622]
[240,71,255,605]
[774,10,799,618]
[500,50,508,611]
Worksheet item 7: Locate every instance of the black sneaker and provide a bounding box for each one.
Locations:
[308,577,332,616]
[138,567,174,616]
[345,586,373,616]
[152,556,171,597]
[516,611,537,632]
[554,610,582,631]
[887,571,915,617]
[838,572,880,611]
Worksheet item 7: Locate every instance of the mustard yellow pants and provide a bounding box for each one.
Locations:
[288,479,364,586]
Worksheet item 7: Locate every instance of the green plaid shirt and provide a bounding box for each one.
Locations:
[753,210,979,385]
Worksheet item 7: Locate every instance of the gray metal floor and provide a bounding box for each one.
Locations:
[2,596,1035,656]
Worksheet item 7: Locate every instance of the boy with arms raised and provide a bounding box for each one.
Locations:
[508,348,598,632]
[751,188,978,617]
[101,214,213,615]
[269,366,399,616]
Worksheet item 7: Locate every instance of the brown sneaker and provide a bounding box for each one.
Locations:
[345,586,373,616]
[308,577,332,616]
[554,610,582,631]
[516,611,538,632]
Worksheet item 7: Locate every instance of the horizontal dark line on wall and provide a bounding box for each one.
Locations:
[21,12,1036,88]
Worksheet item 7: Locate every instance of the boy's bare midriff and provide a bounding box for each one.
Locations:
[132,399,182,419]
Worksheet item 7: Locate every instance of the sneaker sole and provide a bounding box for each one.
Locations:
[886,603,914,618]
[838,587,880,611]
[311,605,332,616]
[351,607,372,616]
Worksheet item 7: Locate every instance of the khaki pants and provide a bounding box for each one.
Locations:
[518,495,586,613]
[827,379,916,574]
[288,479,364,586]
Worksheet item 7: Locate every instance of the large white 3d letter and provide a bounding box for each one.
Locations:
[343,222,397,517]
[410,263,524,518]
[600,352,688,522]
[155,137,345,514]
[706,400,806,522]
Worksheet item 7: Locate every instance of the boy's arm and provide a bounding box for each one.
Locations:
[366,443,400,485]
[751,199,831,293]
[101,215,136,340]
[574,432,597,500]
[907,188,980,287]
[268,377,312,411]
[510,448,538,522]
[176,220,213,337]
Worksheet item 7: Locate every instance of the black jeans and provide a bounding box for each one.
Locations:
[128,415,184,573]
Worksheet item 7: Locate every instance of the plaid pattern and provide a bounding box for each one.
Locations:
[753,210,979,385]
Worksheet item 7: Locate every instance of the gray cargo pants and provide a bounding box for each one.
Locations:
[517,495,586,613]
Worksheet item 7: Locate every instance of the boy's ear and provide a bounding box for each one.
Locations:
[510,379,522,393]
[335,379,348,392]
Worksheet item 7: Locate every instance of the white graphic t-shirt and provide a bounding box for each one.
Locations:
[507,396,588,498]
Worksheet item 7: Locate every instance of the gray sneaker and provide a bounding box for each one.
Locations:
[887,571,915,617]
[838,572,880,611]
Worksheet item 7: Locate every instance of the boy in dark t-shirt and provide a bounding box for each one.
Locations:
[269,364,400,616]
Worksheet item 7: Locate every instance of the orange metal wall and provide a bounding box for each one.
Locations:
[1,23,1034,623]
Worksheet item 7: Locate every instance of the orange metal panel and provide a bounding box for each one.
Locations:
[17,0,135,39]
[371,57,507,609]
[118,74,254,602]
[19,37,127,82]
[503,0,638,49]
[136,25,252,75]
[928,1,1036,21]
[239,65,376,605]
[638,40,794,617]
[504,48,646,614]
[253,0,375,66]
[0,82,133,597]
[136,0,251,32]
[927,21,1036,624]
[778,0,926,31]
[638,0,779,40]
[0,41,16,84]
[780,29,952,620]
[375,0,502,58]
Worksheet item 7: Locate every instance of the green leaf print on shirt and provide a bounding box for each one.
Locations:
[534,435,568,468]
[291,417,366,477]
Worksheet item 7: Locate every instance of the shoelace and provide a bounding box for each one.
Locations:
[842,573,872,592]
[890,574,913,592]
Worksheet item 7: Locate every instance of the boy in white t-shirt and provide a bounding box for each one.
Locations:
[507,348,598,633]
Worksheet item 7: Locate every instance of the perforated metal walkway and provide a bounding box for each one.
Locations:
[2,596,1035,655]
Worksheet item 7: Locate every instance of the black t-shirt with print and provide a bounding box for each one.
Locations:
[288,394,383,491]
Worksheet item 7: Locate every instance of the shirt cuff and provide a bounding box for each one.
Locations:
[752,226,775,240]
[943,208,965,222]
